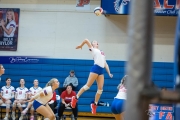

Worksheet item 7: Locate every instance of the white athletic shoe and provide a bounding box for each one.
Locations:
[19,115,23,120]
[11,113,16,120]
[30,115,34,120]
[3,116,9,120]
[22,108,28,115]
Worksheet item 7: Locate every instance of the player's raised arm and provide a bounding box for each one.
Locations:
[76,39,92,49]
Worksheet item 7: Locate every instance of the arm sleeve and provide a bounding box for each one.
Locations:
[89,47,95,55]
[10,23,16,28]
[26,88,29,93]
[15,88,18,94]
[1,87,3,92]
[43,86,52,96]
[12,87,15,92]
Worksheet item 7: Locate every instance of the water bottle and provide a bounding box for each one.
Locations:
[99,102,109,107]
[106,102,110,107]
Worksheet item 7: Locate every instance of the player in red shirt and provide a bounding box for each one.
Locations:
[58,84,78,120]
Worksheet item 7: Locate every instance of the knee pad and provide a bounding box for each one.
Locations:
[17,103,21,107]
[6,104,10,108]
[44,118,50,120]
[83,85,90,90]
[13,103,16,107]
[97,89,103,94]
[30,106,34,110]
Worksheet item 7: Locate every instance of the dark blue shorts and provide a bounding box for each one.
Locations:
[90,64,104,75]
[33,100,43,110]
[111,98,125,114]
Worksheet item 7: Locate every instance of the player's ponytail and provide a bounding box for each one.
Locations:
[120,75,128,88]
[46,78,57,87]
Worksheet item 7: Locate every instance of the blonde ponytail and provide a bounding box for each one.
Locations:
[45,78,57,87]
[120,75,128,88]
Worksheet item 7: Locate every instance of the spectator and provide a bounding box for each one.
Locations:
[59,70,78,95]
[0,78,15,120]
[58,85,78,120]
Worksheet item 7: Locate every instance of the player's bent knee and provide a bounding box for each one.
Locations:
[17,103,21,107]
[97,89,103,94]
[83,85,90,90]
[47,114,55,120]
[13,103,16,107]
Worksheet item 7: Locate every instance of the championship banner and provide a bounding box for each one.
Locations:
[148,104,174,120]
[101,0,180,16]
[0,8,20,51]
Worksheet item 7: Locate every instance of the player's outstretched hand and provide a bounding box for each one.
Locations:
[27,98,34,102]
[109,74,113,78]
[76,45,82,49]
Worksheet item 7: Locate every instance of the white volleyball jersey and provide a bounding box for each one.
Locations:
[15,87,28,99]
[115,85,127,100]
[36,86,53,105]
[1,86,15,99]
[90,47,105,68]
[29,87,42,95]
[4,20,16,37]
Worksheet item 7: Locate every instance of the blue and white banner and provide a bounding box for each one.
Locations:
[0,56,42,64]
[148,104,174,120]
[101,0,180,16]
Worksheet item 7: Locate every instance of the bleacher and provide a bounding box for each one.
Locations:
[0,58,174,117]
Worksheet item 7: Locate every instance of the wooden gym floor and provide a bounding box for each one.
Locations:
[63,117,115,120]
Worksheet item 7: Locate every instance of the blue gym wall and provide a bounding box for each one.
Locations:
[0,57,174,113]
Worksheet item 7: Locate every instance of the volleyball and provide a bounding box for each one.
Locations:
[94,7,103,16]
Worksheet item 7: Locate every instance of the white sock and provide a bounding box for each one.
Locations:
[95,102,98,105]
[44,118,50,120]
[5,113,8,116]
